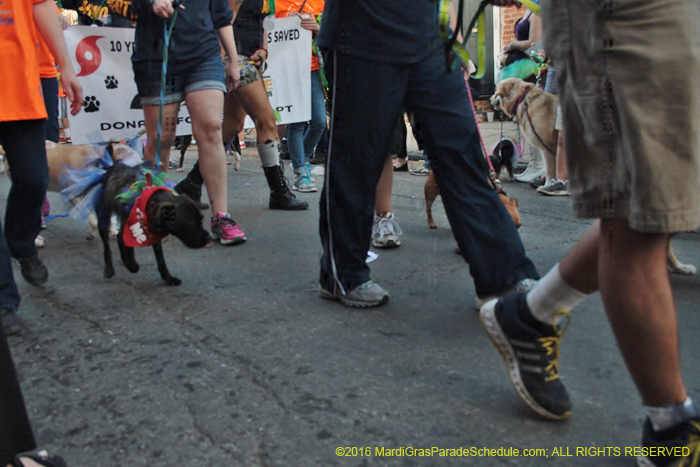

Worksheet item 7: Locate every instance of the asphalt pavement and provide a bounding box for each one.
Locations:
[3,121,700,467]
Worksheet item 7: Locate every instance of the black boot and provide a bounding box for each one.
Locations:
[174,161,209,210]
[262,164,309,210]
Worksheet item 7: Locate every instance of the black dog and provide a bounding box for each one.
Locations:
[489,139,515,179]
[97,163,211,285]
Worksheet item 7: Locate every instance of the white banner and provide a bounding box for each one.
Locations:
[64,20,313,143]
[244,15,312,128]
[64,26,192,145]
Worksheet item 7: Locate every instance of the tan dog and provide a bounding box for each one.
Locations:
[424,169,521,229]
[1,142,142,241]
[45,141,141,239]
[490,78,559,184]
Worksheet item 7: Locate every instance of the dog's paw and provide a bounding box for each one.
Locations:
[428,223,437,229]
[35,235,45,248]
[166,276,182,286]
[124,261,140,274]
[85,231,96,241]
[175,167,184,173]
[104,266,115,279]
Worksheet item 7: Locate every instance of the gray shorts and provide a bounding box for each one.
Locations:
[542,0,700,233]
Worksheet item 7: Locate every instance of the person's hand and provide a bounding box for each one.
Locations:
[250,48,267,67]
[225,58,240,92]
[152,0,183,19]
[58,13,71,30]
[288,11,319,32]
[60,69,83,115]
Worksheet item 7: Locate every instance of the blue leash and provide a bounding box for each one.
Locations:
[155,4,181,172]
[44,213,70,223]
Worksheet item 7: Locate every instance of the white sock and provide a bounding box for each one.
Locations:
[258,140,280,168]
[527,263,588,325]
[646,396,699,432]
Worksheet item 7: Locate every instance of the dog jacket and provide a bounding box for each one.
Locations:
[123,186,169,247]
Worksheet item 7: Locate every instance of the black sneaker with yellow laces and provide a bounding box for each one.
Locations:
[637,417,700,467]
[480,292,572,420]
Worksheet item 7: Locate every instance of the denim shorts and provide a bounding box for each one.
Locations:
[133,54,227,106]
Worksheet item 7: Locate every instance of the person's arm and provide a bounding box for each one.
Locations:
[218,25,241,91]
[505,10,541,52]
[33,0,83,115]
[288,11,320,34]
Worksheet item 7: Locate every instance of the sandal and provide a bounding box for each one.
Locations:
[13,450,68,467]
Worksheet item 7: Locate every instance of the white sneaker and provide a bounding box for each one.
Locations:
[371,212,402,248]
[514,161,545,183]
[537,179,570,196]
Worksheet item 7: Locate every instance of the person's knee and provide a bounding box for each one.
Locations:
[196,119,223,143]
[253,113,277,140]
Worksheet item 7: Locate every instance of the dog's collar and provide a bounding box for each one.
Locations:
[512,87,531,114]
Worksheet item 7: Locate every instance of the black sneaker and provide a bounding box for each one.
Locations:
[638,417,700,467]
[479,292,572,420]
[19,256,48,286]
[1,308,21,336]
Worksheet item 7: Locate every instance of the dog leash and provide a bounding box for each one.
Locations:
[464,77,500,182]
[154,1,183,173]
[513,87,557,155]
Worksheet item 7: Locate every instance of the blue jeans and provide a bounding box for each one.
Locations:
[0,120,48,311]
[319,50,539,296]
[288,70,327,173]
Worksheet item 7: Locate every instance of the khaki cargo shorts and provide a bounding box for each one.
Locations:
[542,0,700,233]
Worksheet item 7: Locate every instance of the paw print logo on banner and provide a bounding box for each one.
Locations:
[84,96,101,113]
[105,76,118,89]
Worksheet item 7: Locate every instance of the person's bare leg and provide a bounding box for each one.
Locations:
[558,219,599,294]
[598,218,687,405]
[556,131,568,181]
[185,89,227,215]
[142,103,179,172]
[230,79,277,145]
[222,91,247,145]
[375,155,394,215]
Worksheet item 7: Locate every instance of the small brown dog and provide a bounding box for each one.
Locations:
[424,169,521,229]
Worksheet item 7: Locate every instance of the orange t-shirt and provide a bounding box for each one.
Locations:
[274,0,324,71]
[36,3,62,79]
[0,0,48,122]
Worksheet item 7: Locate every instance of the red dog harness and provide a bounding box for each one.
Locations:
[122,176,170,247]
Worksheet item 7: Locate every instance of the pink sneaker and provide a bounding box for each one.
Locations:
[210,212,246,245]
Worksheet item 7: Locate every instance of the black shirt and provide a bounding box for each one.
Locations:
[233,0,266,57]
[317,0,442,64]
